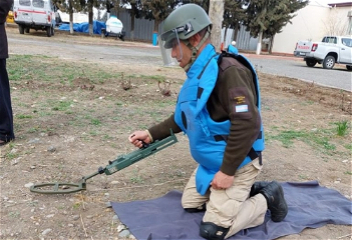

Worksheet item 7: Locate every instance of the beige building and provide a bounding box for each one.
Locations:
[272,1,352,55]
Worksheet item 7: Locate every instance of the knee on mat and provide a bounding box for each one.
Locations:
[199,221,229,240]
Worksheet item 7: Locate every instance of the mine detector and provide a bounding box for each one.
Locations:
[30,131,178,194]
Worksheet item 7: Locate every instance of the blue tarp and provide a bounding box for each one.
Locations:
[58,21,106,35]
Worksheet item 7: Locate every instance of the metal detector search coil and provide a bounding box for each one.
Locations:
[30,131,178,194]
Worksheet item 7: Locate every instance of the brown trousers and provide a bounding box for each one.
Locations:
[181,159,267,238]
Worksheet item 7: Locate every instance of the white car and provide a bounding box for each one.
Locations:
[294,35,352,70]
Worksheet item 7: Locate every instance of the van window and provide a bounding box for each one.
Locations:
[19,0,31,6]
[32,0,45,8]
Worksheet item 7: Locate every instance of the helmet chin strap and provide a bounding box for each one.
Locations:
[182,28,211,71]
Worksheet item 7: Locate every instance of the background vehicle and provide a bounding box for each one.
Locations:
[101,15,125,40]
[55,9,89,25]
[13,0,57,37]
[294,35,352,70]
[6,4,14,23]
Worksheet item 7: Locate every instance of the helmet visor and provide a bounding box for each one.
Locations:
[159,31,183,66]
[160,23,194,49]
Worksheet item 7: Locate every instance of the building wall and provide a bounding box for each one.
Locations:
[272,1,352,55]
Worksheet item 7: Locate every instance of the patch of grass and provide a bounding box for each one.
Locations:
[298,174,308,179]
[27,127,39,133]
[52,100,73,111]
[8,55,117,84]
[16,114,33,119]
[130,170,144,184]
[91,118,101,126]
[89,130,98,136]
[130,175,144,184]
[5,152,19,160]
[8,211,20,218]
[266,130,307,148]
[344,143,352,151]
[7,142,16,149]
[72,202,82,210]
[103,134,113,140]
[344,171,352,175]
[334,120,349,136]
[302,100,315,106]
[266,128,336,152]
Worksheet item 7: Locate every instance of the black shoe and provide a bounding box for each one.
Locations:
[259,181,288,222]
[250,181,270,197]
[0,139,10,146]
[199,221,229,240]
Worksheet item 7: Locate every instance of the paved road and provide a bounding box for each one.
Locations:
[7,29,352,91]
[244,54,351,91]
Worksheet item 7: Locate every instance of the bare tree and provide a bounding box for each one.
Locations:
[322,6,349,36]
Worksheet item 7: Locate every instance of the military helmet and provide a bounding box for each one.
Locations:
[160,4,212,49]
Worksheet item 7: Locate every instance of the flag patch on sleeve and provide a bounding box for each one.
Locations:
[235,105,248,113]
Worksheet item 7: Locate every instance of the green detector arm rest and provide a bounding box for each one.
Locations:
[30,131,178,194]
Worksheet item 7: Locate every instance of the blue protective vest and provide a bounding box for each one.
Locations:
[174,44,265,195]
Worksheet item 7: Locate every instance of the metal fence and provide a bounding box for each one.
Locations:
[112,8,257,51]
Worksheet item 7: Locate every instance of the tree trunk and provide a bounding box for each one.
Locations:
[223,27,228,50]
[69,12,73,34]
[208,0,224,52]
[154,19,159,32]
[269,35,275,54]
[256,30,263,55]
[233,25,239,43]
[69,0,73,34]
[130,15,135,41]
[89,9,93,35]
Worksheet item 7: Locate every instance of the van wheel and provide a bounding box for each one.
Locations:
[51,26,55,36]
[323,55,335,69]
[305,59,317,67]
[346,65,352,71]
[46,26,52,37]
[19,25,25,34]
[25,28,30,33]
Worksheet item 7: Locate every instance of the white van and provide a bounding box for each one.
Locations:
[13,0,57,37]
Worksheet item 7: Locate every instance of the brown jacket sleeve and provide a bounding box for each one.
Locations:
[148,113,182,141]
[207,57,261,176]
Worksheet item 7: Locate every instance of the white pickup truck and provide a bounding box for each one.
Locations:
[293,35,352,70]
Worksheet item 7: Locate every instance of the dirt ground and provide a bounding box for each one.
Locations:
[0,27,351,240]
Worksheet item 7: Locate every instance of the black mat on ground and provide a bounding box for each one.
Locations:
[111,181,352,240]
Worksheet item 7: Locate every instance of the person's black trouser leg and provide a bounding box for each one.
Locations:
[0,59,14,142]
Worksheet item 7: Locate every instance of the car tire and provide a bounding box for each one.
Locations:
[323,55,335,69]
[305,59,317,67]
[346,65,352,71]
[19,25,24,34]
[51,26,55,36]
[46,26,52,37]
[25,27,30,33]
